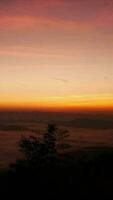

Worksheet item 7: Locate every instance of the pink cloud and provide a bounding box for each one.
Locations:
[0,11,112,33]
[0,0,113,21]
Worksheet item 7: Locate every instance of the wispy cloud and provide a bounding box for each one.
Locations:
[50,77,69,83]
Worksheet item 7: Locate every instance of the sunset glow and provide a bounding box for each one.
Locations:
[0,0,113,111]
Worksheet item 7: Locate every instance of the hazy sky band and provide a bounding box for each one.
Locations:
[0,0,113,111]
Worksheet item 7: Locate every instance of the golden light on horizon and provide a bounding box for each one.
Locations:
[0,93,113,112]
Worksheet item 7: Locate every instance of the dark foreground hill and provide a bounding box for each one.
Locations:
[1,147,113,198]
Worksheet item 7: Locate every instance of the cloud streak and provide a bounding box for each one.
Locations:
[0,10,113,33]
[50,77,69,83]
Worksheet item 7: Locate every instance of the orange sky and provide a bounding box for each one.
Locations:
[0,0,113,111]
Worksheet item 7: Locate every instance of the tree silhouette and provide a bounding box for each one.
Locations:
[12,124,70,170]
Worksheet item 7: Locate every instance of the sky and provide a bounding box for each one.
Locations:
[0,0,113,111]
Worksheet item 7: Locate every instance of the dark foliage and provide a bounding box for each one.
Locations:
[10,124,70,171]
